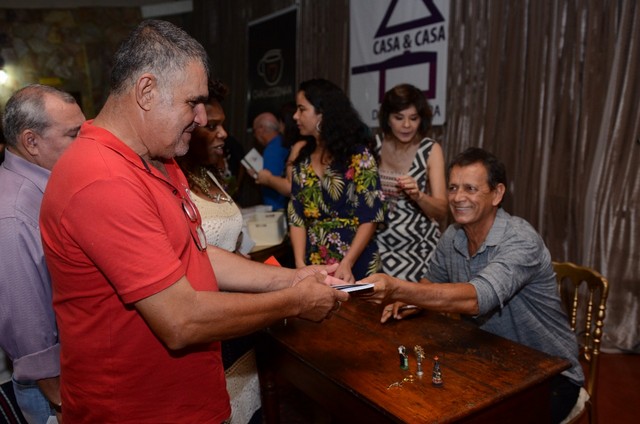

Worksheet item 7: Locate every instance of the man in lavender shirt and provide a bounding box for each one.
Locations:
[0,84,85,423]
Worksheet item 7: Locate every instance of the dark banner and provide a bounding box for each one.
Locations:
[247,6,297,129]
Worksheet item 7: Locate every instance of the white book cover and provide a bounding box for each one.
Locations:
[241,148,263,173]
[332,283,374,294]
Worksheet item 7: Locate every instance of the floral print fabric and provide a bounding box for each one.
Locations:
[288,145,385,279]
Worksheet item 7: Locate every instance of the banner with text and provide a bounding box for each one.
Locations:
[247,6,297,130]
[350,0,449,127]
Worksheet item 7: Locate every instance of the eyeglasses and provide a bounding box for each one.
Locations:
[180,190,207,251]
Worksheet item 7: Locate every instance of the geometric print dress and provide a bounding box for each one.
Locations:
[375,136,441,282]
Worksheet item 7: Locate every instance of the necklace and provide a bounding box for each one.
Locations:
[188,167,234,204]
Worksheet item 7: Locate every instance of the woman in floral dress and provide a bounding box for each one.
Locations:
[288,79,385,283]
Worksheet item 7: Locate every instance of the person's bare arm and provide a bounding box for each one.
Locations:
[37,376,62,421]
[135,272,348,350]
[207,246,344,291]
[207,246,296,292]
[255,140,305,196]
[358,273,479,322]
[256,169,288,196]
[289,225,307,268]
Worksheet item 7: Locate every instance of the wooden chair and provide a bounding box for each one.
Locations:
[553,261,609,424]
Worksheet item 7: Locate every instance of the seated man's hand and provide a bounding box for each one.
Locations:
[380,302,422,324]
[356,273,395,302]
[358,273,421,323]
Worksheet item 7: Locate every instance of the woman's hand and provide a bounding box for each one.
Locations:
[334,260,355,284]
[255,169,273,185]
[396,175,423,202]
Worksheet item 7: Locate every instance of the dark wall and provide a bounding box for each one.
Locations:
[193,0,349,147]
[0,7,142,118]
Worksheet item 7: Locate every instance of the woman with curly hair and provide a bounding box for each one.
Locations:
[176,79,252,254]
[176,80,261,424]
[288,78,385,283]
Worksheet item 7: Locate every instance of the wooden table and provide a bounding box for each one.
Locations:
[256,300,570,423]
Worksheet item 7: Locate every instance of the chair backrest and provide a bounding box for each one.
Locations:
[552,261,609,406]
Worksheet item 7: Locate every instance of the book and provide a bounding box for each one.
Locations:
[332,283,374,294]
[263,256,281,266]
[241,148,263,174]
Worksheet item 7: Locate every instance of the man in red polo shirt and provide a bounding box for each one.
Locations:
[40,20,347,423]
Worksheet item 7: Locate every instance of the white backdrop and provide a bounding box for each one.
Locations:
[350,0,449,126]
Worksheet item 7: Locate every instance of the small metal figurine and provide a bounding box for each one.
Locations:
[414,345,425,376]
[432,355,443,387]
[398,345,409,370]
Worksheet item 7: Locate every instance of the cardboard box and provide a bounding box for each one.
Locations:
[246,210,287,246]
[240,204,273,222]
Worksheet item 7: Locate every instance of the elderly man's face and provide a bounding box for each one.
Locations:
[35,94,85,170]
[447,163,504,228]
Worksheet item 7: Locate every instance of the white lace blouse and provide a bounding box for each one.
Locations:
[190,171,244,253]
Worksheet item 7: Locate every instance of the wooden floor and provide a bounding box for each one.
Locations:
[577,352,640,424]
[275,352,640,423]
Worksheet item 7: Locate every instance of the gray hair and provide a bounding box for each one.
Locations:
[109,19,210,96]
[264,119,280,132]
[255,112,280,132]
[2,84,77,147]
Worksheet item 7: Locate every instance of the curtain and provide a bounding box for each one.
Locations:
[194,0,639,352]
[443,0,640,352]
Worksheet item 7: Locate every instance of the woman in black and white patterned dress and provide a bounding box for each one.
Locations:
[375,84,448,282]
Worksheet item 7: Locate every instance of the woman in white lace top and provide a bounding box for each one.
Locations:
[176,80,261,424]
[177,80,253,255]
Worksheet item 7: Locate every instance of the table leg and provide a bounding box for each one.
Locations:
[256,333,280,424]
